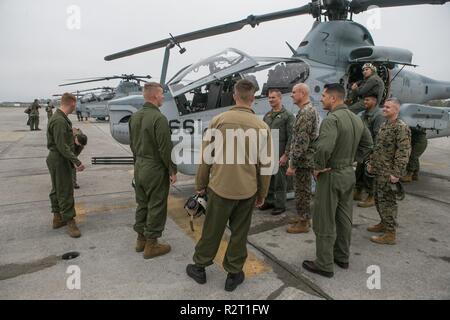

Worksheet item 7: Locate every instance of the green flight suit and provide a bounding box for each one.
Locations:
[355,106,384,196]
[29,101,41,130]
[349,74,385,114]
[193,189,256,274]
[129,103,176,240]
[46,105,54,120]
[263,107,295,209]
[313,105,373,273]
[46,109,82,221]
[406,127,428,174]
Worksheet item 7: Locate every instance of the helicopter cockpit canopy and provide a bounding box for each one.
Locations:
[168,48,257,97]
[168,48,310,116]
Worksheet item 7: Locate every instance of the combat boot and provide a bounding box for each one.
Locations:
[52,213,67,229]
[353,190,363,201]
[67,219,81,238]
[135,234,146,253]
[400,173,413,183]
[412,171,419,181]
[357,195,375,208]
[143,238,171,259]
[367,222,385,233]
[370,230,396,245]
[287,219,311,234]
[288,216,300,224]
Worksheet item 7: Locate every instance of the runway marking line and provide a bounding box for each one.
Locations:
[168,196,271,278]
[73,194,271,278]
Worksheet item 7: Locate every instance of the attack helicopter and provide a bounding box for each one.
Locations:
[54,87,115,120]
[59,74,151,121]
[102,0,450,175]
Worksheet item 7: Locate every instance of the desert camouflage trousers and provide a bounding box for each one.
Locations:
[374,178,398,232]
[294,168,313,220]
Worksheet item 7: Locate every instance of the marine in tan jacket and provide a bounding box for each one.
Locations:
[187,79,273,292]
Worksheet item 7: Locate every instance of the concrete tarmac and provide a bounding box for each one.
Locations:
[0,107,449,300]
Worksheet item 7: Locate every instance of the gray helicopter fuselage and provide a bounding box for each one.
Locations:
[107,20,450,175]
[84,81,142,120]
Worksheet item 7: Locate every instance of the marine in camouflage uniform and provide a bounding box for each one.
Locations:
[349,64,385,114]
[262,104,295,214]
[401,127,428,182]
[288,101,319,232]
[368,100,411,245]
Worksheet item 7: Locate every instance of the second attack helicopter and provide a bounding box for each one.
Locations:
[59,74,152,121]
[102,0,450,176]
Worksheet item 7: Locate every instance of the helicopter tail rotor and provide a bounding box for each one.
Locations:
[350,0,449,14]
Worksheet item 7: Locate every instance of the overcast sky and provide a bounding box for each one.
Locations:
[0,0,449,102]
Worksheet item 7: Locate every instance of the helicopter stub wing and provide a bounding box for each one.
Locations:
[349,46,416,66]
[350,0,450,14]
[400,104,449,131]
[104,5,312,61]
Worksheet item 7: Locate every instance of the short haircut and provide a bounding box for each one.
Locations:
[76,133,88,146]
[268,88,282,97]
[386,97,401,106]
[324,83,346,100]
[143,82,163,95]
[234,79,256,103]
[364,94,378,100]
[61,93,77,106]
[293,83,310,95]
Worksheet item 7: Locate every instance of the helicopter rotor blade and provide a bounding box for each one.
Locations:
[131,75,152,79]
[350,0,449,14]
[104,4,312,61]
[59,78,115,86]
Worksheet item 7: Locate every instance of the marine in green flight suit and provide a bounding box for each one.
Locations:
[302,84,373,278]
[401,127,427,182]
[349,63,385,114]
[261,89,295,214]
[29,99,41,131]
[46,102,55,120]
[46,93,85,238]
[354,94,385,208]
[129,82,177,259]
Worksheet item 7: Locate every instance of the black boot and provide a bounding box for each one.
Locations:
[186,264,206,284]
[302,260,334,278]
[258,202,274,211]
[224,271,245,292]
[271,208,286,216]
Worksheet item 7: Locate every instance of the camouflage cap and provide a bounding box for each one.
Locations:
[362,63,377,73]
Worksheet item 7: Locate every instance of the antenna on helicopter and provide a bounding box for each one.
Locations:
[159,34,188,87]
[169,33,186,54]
